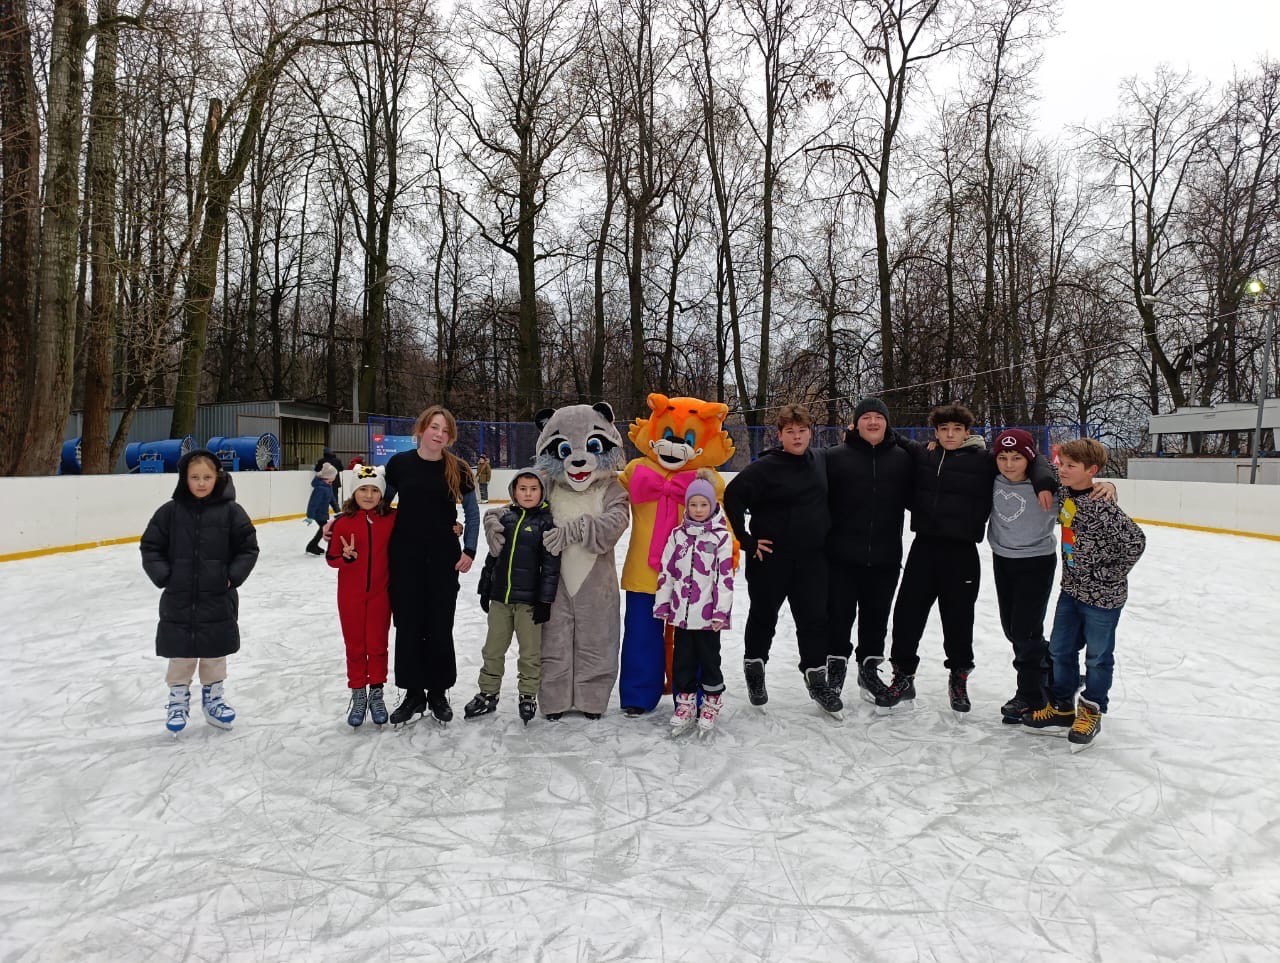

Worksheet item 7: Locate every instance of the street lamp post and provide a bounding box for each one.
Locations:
[1247,279,1274,485]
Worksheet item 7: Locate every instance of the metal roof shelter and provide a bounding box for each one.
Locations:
[1147,400,1280,452]
[64,400,334,472]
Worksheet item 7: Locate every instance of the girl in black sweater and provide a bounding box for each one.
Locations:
[384,406,480,725]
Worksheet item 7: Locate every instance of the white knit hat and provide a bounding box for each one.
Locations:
[352,464,386,495]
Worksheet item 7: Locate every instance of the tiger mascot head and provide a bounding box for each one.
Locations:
[628,393,735,472]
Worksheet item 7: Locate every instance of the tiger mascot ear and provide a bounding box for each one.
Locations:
[686,400,735,469]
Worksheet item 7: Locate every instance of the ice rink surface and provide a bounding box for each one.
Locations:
[2,518,1279,962]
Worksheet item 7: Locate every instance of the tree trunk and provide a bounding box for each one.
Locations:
[80,0,122,473]
[0,0,42,473]
[17,0,89,474]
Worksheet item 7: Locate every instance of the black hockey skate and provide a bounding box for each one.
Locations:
[804,667,844,720]
[878,668,916,714]
[1000,695,1033,724]
[519,694,537,725]
[826,656,848,696]
[744,658,768,707]
[1068,698,1102,752]
[463,692,498,719]
[857,657,893,708]
[948,669,972,717]
[426,692,453,724]
[390,690,427,727]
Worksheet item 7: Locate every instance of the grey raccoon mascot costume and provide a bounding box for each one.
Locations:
[534,403,630,718]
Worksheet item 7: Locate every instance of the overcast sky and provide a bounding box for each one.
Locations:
[1034,0,1279,136]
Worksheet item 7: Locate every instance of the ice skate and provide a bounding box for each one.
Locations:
[518,694,537,726]
[1000,695,1033,725]
[1068,698,1102,752]
[165,684,190,735]
[697,692,724,735]
[826,656,848,697]
[583,712,602,720]
[804,667,844,721]
[463,692,498,719]
[876,669,916,716]
[948,669,971,721]
[670,692,697,735]
[347,686,368,728]
[744,658,768,708]
[368,684,389,726]
[857,657,893,708]
[1021,700,1074,735]
[390,690,427,728]
[201,681,235,730]
[427,692,453,725]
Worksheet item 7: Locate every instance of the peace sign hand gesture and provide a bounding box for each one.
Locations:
[340,534,358,561]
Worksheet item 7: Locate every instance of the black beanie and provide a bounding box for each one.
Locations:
[854,397,890,423]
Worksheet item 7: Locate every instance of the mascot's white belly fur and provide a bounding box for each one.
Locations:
[552,484,606,597]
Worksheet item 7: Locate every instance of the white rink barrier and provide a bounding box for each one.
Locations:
[1111,478,1280,539]
[0,470,315,560]
[4,471,1278,562]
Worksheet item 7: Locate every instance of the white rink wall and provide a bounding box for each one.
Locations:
[3,472,1278,560]
[1,470,314,558]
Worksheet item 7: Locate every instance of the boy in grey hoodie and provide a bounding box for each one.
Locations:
[987,429,1058,723]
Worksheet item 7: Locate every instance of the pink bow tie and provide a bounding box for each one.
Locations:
[631,464,697,569]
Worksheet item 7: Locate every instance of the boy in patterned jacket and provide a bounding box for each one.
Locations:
[1022,438,1146,750]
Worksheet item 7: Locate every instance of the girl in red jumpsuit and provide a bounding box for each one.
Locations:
[326,465,396,726]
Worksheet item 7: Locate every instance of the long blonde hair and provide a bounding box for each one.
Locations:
[413,405,469,502]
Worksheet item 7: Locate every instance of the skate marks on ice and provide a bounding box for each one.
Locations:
[2,524,1280,959]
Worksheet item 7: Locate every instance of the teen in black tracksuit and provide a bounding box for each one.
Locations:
[823,401,915,699]
[888,405,1056,711]
[723,406,839,710]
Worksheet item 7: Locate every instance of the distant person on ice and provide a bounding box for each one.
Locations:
[465,467,561,725]
[140,449,259,734]
[722,404,843,717]
[383,406,480,726]
[305,462,339,555]
[326,465,396,728]
[654,478,735,733]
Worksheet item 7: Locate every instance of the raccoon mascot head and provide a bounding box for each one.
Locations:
[535,403,626,493]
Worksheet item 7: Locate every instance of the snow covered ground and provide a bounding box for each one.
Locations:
[2,519,1278,962]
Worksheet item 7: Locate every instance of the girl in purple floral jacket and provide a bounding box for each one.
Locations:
[653,478,735,732]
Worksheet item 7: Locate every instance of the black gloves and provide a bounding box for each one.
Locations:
[532,602,551,625]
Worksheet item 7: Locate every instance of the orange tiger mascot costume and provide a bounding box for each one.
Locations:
[617,394,735,714]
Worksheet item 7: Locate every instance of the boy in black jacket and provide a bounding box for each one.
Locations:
[824,397,915,706]
[466,468,562,724]
[886,404,1057,713]
[723,405,842,716]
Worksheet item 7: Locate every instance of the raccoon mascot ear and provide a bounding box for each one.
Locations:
[535,408,557,432]
[592,402,615,424]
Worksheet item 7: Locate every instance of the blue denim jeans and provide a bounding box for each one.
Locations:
[1047,593,1124,713]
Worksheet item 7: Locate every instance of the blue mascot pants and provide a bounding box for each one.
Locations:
[619,591,667,711]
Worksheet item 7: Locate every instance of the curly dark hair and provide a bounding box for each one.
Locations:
[929,403,975,429]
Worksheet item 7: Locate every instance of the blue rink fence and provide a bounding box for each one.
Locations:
[366,419,1094,472]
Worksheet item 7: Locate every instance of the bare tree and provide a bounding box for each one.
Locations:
[440,0,587,419]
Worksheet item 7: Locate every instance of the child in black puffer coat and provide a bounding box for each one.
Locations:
[464,468,561,724]
[141,449,259,734]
